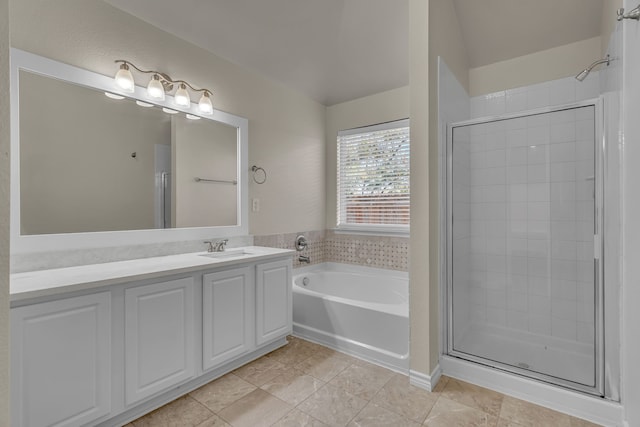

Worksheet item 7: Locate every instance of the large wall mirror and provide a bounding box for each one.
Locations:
[10,49,248,254]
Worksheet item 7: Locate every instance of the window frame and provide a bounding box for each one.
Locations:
[336,118,410,236]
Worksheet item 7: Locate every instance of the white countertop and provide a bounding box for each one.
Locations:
[11,246,294,302]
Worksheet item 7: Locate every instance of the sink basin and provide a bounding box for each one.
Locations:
[199,248,255,259]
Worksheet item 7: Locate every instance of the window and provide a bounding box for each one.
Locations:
[337,119,410,233]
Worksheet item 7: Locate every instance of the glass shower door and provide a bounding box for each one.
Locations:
[448,104,601,393]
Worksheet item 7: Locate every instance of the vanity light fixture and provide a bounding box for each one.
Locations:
[162,107,179,115]
[113,59,214,114]
[186,114,201,120]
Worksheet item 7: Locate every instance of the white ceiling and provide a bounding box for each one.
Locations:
[105,0,604,106]
[104,0,409,106]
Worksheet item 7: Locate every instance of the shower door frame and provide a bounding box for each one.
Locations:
[444,99,605,396]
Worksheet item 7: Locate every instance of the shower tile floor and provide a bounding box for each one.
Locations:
[127,337,601,427]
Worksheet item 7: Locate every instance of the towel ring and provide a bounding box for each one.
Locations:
[251,165,267,184]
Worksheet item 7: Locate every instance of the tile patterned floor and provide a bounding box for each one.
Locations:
[127,337,601,427]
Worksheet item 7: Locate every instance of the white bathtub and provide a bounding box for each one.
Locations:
[292,263,409,372]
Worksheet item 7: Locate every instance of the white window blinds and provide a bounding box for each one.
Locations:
[337,119,410,231]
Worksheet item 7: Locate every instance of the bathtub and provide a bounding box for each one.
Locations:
[292,263,409,372]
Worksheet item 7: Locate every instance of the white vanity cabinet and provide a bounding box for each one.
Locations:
[124,277,195,406]
[10,248,293,427]
[202,266,255,371]
[11,292,112,427]
[256,259,292,345]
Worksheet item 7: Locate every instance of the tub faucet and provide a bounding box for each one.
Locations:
[299,255,310,264]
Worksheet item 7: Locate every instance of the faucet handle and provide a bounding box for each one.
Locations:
[212,239,229,252]
[203,241,214,252]
[295,235,307,251]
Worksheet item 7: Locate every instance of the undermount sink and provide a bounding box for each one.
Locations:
[199,248,255,259]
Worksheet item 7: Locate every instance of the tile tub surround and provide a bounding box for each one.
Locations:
[128,336,602,427]
[325,230,409,271]
[255,230,409,271]
[254,230,326,268]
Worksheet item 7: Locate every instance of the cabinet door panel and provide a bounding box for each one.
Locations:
[125,277,194,405]
[256,259,292,345]
[203,267,254,371]
[11,292,111,427]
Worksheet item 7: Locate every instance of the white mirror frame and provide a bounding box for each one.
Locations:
[10,48,249,254]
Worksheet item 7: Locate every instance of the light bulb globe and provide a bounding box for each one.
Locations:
[174,83,191,107]
[147,75,165,100]
[114,63,135,93]
[198,91,213,115]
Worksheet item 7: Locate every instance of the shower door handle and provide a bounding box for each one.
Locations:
[594,234,601,260]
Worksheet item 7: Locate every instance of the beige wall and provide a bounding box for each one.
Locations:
[173,116,237,227]
[0,0,9,422]
[409,0,429,377]
[325,86,410,229]
[20,71,169,234]
[468,37,602,96]
[10,0,326,237]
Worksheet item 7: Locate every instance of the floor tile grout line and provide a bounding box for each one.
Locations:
[188,373,258,416]
[293,381,370,427]
[422,393,443,425]
[291,378,331,411]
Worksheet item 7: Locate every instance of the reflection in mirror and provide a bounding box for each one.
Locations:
[19,70,238,235]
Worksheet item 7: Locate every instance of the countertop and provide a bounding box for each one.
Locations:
[10,246,294,302]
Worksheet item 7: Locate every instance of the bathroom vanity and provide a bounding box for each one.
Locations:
[10,247,293,427]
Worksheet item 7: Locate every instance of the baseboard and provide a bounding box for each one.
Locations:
[292,323,409,374]
[441,355,624,427]
[409,364,442,392]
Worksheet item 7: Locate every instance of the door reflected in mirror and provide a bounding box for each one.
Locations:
[19,70,238,235]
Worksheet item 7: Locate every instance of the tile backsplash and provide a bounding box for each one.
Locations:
[12,230,409,273]
[254,230,325,268]
[254,230,409,271]
[11,236,255,273]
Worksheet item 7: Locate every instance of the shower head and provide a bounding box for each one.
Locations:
[575,55,611,82]
[575,69,590,82]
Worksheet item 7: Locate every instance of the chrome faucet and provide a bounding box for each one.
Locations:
[204,239,228,252]
[213,239,228,252]
[299,255,310,264]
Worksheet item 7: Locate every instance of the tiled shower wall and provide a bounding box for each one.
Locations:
[469,72,600,119]
[454,107,596,344]
[254,230,409,271]
[450,73,600,345]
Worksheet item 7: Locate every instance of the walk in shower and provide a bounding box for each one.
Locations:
[446,101,603,395]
